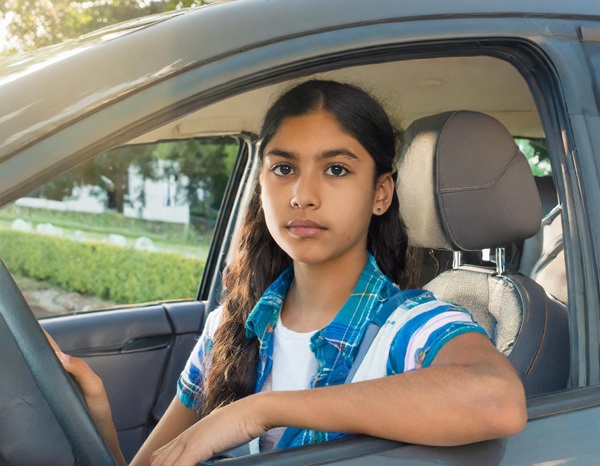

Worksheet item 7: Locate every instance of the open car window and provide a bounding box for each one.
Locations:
[0,6,589,458]
[0,137,239,318]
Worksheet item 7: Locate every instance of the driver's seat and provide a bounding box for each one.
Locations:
[396,110,570,396]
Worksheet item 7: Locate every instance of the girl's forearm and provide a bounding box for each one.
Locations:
[259,368,519,446]
[97,420,127,466]
[256,336,526,446]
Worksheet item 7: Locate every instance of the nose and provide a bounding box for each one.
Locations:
[290,173,320,209]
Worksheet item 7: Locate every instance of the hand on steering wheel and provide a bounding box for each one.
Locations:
[0,259,118,465]
[45,330,127,465]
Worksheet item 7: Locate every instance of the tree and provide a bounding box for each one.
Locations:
[153,138,238,220]
[516,138,552,177]
[38,144,157,213]
[35,138,237,217]
[74,145,158,212]
[1,0,205,56]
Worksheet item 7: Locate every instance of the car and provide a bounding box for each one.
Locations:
[1,0,599,464]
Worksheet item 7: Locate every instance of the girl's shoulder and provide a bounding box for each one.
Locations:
[203,306,225,339]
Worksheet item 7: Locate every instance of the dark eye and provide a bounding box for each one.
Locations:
[326,165,348,177]
[273,164,294,176]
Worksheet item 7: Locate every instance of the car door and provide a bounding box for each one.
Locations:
[2,2,600,464]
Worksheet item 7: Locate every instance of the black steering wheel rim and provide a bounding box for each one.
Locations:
[0,259,116,465]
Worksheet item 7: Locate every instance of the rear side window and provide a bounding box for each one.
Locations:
[515,137,565,303]
[0,137,239,318]
[516,138,552,176]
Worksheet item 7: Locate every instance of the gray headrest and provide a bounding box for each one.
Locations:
[397,111,541,251]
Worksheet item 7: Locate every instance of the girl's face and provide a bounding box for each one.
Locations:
[260,109,393,268]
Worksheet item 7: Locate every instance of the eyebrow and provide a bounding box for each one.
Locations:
[265,148,360,161]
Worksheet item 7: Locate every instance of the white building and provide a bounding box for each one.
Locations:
[17,160,192,225]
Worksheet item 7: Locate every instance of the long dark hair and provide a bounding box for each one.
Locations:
[201,80,410,417]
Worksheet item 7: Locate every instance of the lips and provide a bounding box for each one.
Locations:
[286,219,326,238]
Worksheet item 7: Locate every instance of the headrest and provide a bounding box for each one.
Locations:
[396,111,541,251]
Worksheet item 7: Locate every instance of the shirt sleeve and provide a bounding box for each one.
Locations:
[387,298,488,375]
[176,307,223,410]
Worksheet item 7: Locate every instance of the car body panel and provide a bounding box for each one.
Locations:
[0,19,583,199]
[1,0,599,195]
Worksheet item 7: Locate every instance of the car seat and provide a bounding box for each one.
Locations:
[396,110,570,396]
[519,175,567,303]
[530,212,566,303]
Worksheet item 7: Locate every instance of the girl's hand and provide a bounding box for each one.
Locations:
[44,330,112,425]
[44,330,127,466]
[150,394,270,466]
[56,351,114,427]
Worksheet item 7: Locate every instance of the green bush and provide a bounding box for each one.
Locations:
[0,231,205,304]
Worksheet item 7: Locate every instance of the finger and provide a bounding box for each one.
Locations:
[43,329,61,353]
[56,352,117,431]
[57,352,106,399]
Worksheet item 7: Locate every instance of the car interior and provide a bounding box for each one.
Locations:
[1,51,571,464]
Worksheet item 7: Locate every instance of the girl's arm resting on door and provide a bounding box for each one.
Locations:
[150,332,527,465]
[272,331,527,445]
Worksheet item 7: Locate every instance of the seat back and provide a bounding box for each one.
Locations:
[396,111,569,396]
[521,176,567,303]
[518,178,553,273]
[530,212,566,303]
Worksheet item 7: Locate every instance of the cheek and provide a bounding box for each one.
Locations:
[337,189,375,229]
[340,188,376,214]
[260,188,280,231]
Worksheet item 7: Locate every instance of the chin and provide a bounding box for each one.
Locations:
[282,246,330,266]
[288,248,351,268]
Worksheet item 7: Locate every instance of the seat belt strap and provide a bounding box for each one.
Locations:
[344,291,408,384]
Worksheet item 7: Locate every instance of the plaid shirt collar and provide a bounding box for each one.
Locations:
[245,253,399,393]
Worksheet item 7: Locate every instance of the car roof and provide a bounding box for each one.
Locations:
[1,0,597,205]
[2,0,597,150]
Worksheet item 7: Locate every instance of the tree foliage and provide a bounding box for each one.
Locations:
[1,0,205,55]
[516,138,552,177]
[39,145,156,212]
[154,138,238,219]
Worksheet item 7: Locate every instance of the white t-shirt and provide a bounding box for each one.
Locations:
[271,315,318,391]
[258,315,318,452]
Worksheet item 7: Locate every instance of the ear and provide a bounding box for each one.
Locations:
[373,172,394,215]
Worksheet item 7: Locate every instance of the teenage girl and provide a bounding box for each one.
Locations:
[49,80,527,466]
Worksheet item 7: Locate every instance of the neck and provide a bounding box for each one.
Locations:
[281,250,369,332]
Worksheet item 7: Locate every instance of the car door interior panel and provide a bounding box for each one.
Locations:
[40,300,206,461]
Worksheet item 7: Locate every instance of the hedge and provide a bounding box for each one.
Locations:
[0,230,205,304]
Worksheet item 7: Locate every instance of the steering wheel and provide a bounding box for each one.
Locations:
[0,259,116,465]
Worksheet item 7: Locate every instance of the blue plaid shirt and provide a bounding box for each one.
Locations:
[178,254,486,449]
